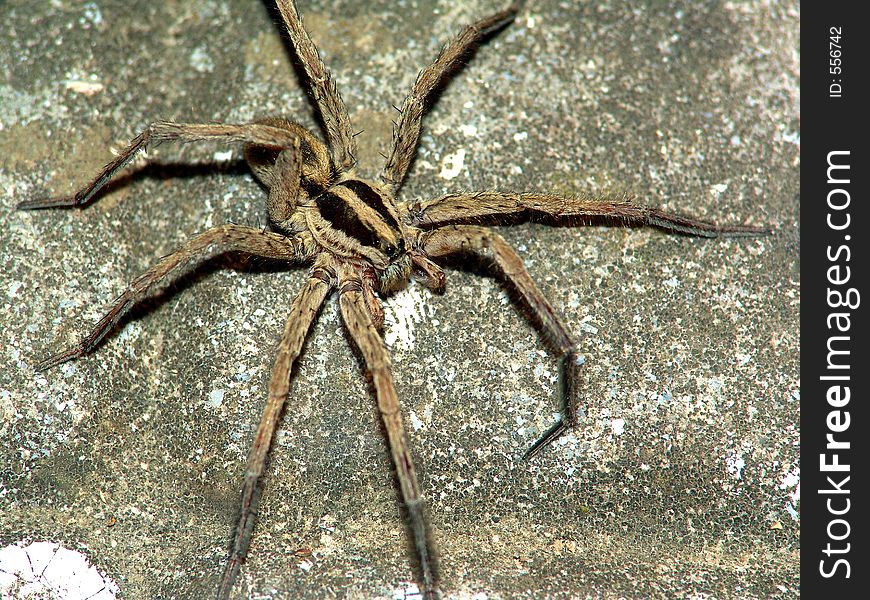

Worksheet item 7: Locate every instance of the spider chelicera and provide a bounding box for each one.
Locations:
[18,1,768,598]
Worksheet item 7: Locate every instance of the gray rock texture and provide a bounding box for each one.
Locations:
[1,1,799,598]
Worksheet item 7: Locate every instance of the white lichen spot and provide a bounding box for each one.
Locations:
[409,410,424,432]
[779,465,800,521]
[206,389,225,408]
[117,321,143,349]
[780,466,799,489]
[512,131,528,142]
[657,35,673,57]
[60,362,77,378]
[81,3,103,26]
[724,451,745,479]
[610,418,625,436]
[213,150,233,162]
[458,124,478,137]
[0,540,119,600]
[710,182,729,194]
[6,281,22,298]
[707,378,723,393]
[392,582,422,600]
[782,130,800,145]
[0,390,14,422]
[298,559,314,572]
[64,80,104,95]
[578,315,598,335]
[190,46,215,73]
[438,148,466,180]
[383,284,430,352]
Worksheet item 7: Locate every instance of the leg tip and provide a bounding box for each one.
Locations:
[16,196,79,211]
[521,419,569,461]
[35,347,82,371]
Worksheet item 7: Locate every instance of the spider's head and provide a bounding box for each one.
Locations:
[377,237,405,261]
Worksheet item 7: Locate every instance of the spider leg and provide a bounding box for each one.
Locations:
[339,279,439,598]
[17,121,302,210]
[266,136,303,226]
[34,226,316,372]
[421,225,581,460]
[217,263,334,600]
[381,2,523,191]
[409,191,771,236]
[274,0,357,171]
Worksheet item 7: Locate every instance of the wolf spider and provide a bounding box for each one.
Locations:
[18,0,768,598]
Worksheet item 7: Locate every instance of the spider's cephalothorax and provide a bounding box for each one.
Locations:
[243,117,430,303]
[18,1,769,598]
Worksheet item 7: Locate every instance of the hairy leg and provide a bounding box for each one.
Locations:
[18,121,302,210]
[422,225,581,459]
[267,138,304,226]
[217,263,334,600]
[381,2,523,191]
[408,191,771,237]
[274,0,357,171]
[35,226,316,371]
[339,279,438,598]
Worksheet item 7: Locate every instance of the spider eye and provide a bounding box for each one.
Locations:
[381,238,405,258]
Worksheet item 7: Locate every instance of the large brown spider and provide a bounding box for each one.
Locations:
[18,0,769,598]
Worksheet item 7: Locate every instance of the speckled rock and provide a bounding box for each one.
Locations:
[1,1,799,599]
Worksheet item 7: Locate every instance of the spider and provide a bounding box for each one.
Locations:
[17,0,769,598]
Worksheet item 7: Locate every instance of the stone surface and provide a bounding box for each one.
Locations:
[1,1,799,599]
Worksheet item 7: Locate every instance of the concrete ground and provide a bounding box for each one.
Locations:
[1,1,799,598]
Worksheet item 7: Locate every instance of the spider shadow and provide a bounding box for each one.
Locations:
[35,150,313,354]
[55,159,254,207]
[49,248,306,372]
[434,245,572,353]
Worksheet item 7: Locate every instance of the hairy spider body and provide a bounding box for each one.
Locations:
[18,1,768,598]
